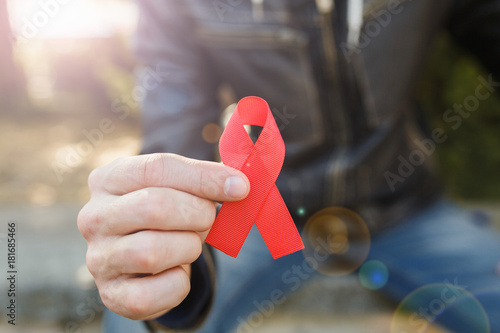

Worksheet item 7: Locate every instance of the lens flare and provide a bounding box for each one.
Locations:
[297,206,307,217]
[202,123,222,143]
[392,283,489,333]
[358,260,389,290]
[302,207,370,276]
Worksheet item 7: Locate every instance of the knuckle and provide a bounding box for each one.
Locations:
[97,283,114,310]
[198,168,220,199]
[125,285,151,319]
[86,247,104,277]
[87,168,103,193]
[141,153,166,186]
[77,204,97,240]
[141,190,163,224]
[135,238,158,272]
[99,280,125,316]
[77,206,89,238]
[78,201,109,240]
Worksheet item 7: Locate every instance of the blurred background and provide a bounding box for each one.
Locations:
[0,0,499,332]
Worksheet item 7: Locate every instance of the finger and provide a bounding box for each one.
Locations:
[104,230,202,276]
[85,187,216,237]
[100,266,190,320]
[89,153,249,201]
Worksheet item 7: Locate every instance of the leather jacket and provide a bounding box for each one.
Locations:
[134,0,500,232]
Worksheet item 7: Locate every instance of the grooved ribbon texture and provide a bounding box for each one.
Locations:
[205,96,304,259]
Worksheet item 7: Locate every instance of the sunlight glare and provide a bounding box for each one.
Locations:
[8,0,137,39]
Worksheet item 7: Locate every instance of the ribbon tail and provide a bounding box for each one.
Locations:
[254,185,304,259]
[205,201,255,258]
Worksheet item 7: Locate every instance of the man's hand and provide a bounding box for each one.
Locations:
[77,153,249,320]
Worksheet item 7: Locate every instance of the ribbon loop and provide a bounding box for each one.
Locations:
[205,96,304,259]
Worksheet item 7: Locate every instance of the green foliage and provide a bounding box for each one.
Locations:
[415,34,500,199]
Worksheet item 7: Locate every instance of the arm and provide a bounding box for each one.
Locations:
[134,0,221,159]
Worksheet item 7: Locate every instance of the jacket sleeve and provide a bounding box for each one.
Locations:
[133,0,221,159]
[448,0,500,79]
[133,1,219,331]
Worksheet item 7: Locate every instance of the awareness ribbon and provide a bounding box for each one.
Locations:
[205,96,304,259]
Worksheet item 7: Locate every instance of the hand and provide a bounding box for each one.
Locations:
[77,153,249,320]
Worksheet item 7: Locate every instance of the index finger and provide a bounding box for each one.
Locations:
[89,153,250,201]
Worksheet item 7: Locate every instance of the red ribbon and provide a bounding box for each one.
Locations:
[205,96,304,259]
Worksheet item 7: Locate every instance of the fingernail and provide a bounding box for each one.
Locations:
[224,176,248,198]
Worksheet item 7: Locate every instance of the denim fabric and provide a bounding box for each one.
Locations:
[102,199,500,332]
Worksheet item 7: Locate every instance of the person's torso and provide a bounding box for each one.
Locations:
[182,0,454,230]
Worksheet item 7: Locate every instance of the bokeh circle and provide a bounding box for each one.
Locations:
[301,207,371,276]
[391,283,489,333]
[296,206,307,217]
[202,123,222,143]
[359,260,389,290]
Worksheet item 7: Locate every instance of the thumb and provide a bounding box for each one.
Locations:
[222,174,250,199]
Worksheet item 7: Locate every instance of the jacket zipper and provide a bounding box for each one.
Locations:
[316,0,351,204]
[251,0,264,22]
[316,0,349,145]
[324,0,412,204]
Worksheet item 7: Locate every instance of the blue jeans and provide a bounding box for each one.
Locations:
[103,199,500,332]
